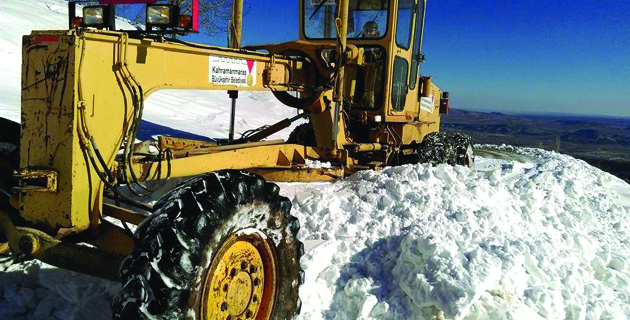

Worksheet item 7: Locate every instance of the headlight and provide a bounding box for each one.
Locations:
[83,6,105,26]
[147,5,177,26]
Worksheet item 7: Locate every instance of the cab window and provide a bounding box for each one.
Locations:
[303,0,389,39]
[391,56,408,111]
[409,0,425,89]
[395,0,415,49]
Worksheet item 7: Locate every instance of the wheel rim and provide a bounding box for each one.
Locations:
[200,231,278,320]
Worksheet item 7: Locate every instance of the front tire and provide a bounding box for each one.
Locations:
[112,170,304,320]
[405,132,474,168]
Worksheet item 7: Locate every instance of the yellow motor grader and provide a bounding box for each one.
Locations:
[0,0,473,319]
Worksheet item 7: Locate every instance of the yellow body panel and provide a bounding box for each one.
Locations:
[19,30,319,234]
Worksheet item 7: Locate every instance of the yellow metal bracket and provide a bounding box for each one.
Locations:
[102,202,148,226]
[0,208,60,258]
[13,168,58,193]
[0,208,131,281]
[158,136,218,151]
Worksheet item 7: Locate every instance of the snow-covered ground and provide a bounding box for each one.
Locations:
[2,1,630,320]
[2,148,630,320]
[285,148,630,320]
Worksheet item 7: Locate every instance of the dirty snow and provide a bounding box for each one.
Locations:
[2,1,630,320]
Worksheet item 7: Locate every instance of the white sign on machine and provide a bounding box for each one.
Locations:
[208,55,257,87]
[420,94,435,113]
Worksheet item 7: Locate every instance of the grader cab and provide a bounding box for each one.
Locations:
[0,0,473,318]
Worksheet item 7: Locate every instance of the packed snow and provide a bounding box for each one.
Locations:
[2,1,630,320]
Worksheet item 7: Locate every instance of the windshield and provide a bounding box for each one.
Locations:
[303,0,389,39]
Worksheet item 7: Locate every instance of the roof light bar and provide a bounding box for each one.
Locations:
[67,0,198,34]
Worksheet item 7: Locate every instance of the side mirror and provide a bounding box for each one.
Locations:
[440,92,449,114]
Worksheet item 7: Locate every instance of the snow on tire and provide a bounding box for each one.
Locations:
[111,170,304,320]
[418,132,452,165]
[448,132,474,168]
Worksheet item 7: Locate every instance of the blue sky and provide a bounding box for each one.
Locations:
[182,0,629,117]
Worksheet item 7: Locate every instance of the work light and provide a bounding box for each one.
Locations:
[84,6,104,25]
[146,4,179,28]
[80,5,115,29]
[67,0,198,33]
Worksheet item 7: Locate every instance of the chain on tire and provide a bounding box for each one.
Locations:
[448,132,474,168]
[112,170,304,320]
[417,132,452,165]
[406,132,474,167]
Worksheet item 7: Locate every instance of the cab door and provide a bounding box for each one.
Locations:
[389,0,417,118]
[390,0,426,121]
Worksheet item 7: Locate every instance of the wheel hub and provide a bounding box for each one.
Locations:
[201,232,277,320]
[226,271,253,315]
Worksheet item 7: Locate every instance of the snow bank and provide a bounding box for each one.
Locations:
[0,258,119,320]
[5,149,627,320]
[285,148,630,320]
[143,89,303,140]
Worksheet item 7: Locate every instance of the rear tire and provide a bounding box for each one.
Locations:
[449,132,474,168]
[417,132,452,165]
[112,170,304,320]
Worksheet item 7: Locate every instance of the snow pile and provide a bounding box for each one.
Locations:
[144,89,303,140]
[3,149,630,320]
[0,258,119,320]
[285,148,630,320]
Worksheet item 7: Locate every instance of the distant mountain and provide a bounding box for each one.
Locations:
[554,119,587,126]
[442,108,630,182]
[448,123,516,134]
[561,129,616,144]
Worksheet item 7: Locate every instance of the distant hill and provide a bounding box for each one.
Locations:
[561,129,616,144]
[442,108,630,183]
